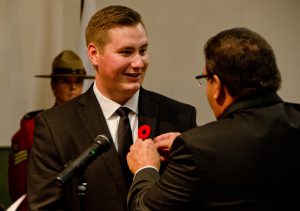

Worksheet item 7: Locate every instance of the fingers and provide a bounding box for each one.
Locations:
[127,138,160,174]
[154,132,181,143]
[154,132,180,149]
[153,132,181,162]
[154,133,172,142]
[130,132,181,165]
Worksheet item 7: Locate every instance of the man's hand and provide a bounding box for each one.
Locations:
[127,138,161,174]
[154,132,181,162]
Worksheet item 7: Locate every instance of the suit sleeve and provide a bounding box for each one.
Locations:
[27,113,64,210]
[127,136,201,211]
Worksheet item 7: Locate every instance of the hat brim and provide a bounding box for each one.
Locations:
[34,74,95,79]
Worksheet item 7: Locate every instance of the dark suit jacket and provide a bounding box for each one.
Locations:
[27,85,196,211]
[128,93,300,211]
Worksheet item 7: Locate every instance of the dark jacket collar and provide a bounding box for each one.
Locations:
[220,92,283,119]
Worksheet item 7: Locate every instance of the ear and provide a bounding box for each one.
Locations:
[87,43,100,66]
[212,74,222,100]
[213,75,231,107]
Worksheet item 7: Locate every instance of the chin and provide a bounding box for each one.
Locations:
[126,83,141,91]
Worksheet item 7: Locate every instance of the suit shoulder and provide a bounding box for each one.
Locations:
[23,109,44,120]
[142,88,195,109]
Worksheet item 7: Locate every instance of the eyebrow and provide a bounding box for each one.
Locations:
[119,43,148,51]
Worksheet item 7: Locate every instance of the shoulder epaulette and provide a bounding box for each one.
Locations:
[23,109,44,120]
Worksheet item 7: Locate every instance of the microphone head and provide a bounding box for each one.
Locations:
[55,134,110,186]
[92,135,110,155]
[95,134,110,145]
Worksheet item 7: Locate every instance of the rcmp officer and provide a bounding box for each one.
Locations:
[8,50,94,211]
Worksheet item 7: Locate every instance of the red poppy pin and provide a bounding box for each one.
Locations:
[138,124,151,140]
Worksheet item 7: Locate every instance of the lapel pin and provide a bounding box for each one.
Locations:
[138,124,151,140]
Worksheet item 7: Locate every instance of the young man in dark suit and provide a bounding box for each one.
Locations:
[127,27,300,210]
[27,5,197,211]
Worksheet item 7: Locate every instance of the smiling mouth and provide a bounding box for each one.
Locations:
[124,73,141,78]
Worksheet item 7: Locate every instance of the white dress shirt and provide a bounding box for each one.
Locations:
[93,82,139,151]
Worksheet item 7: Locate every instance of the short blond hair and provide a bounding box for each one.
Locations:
[85,5,145,50]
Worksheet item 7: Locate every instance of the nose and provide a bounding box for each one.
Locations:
[131,54,144,69]
[68,80,80,89]
[70,81,76,89]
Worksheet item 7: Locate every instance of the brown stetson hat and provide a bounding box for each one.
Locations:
[34,50,94,79]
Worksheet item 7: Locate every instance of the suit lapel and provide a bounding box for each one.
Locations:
[76,87,110,141]
[138,88,158,139]
[76,86,128,196]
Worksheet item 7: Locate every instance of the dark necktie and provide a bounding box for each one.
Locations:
[116,107,133,186]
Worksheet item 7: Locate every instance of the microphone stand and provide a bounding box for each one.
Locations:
[77,173,87,211]
[77,171,87,211]
[54,135,110,211]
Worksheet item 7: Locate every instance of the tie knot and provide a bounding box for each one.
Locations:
[116,107,131,116]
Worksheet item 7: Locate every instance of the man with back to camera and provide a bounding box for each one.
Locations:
[27,5,197,211]
[127,27,300,210]
[8,50,94,211]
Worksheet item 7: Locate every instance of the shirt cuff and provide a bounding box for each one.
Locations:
[134,165,159,179]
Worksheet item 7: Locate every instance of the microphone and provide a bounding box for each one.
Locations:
[55,135,110,186]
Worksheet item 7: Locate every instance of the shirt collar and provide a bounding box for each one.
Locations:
[93,82,139,119]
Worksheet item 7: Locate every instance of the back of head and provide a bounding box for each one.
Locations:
[204,27,281,99]
[85,5,144,49]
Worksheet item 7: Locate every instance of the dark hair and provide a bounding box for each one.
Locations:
[204,27,281,98]
[85,5,144,49]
